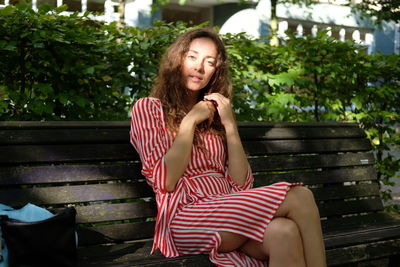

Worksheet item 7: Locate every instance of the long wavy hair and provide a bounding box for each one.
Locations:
[150,27,232,138]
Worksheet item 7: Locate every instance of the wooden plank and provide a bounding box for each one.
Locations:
[78,241,212,267]
[326,239,400,266]
[77,221,155,246]
[0,163,143,185]
[324,224,400,249]
[0,183,154,206]
[0,127,366,145]
[237,122,360,128]
[0,129,129,145]
[0,121,359,129]
[321,213,400,234]
[253,167,378,186]
[0,143,138,164]
[312,183,380,201]
[78,241,158,266]
[318,199,384,217]
[82,254,212,267]
[75,202,156,223]
[249,152,375,172]
[238,126,366,140]
[243,138,371,155]
[0,121,129,129]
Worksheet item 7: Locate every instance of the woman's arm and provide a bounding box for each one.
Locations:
[224,121,248,186]
[164,101,212,192]
[204,94,249,186]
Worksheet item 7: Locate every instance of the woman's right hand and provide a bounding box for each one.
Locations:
[186,101,214,125]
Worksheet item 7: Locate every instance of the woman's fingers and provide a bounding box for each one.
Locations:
[204,93,234,126]
[204,93,227,107]
[187,101,214,125]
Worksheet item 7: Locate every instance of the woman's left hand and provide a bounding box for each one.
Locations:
[204,93,235,128]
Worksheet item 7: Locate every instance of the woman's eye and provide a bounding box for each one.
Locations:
[188,55,196,60]
[207,60,215,66]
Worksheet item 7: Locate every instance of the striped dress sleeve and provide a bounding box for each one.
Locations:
[130,97,169,193]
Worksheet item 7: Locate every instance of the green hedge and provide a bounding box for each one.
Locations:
[0,4,399,210]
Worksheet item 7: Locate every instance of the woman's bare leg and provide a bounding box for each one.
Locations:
[242,217,306,267]
[218,217,306,266]
[275,186,327,267]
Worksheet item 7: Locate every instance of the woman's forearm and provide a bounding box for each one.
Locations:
[164,116,196,192]
[225,122,249,186]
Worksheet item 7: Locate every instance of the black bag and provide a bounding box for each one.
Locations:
[0,206,77,267]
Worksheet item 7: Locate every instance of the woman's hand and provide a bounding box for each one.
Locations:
[204,93,235,128]
[186,101,214,126]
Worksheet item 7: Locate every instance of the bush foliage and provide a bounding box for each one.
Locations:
[0,4,399,208]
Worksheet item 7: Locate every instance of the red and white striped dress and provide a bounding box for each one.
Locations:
[130,97,299,266]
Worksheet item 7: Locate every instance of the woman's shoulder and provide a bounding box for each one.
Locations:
[135,97,161,106]
[133,97,162,112]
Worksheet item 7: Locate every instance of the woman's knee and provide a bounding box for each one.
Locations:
[278,186,319,217]
[264,218,306,267]
[265,217,301,243]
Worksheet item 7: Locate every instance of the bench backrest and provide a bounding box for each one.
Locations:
[0,121,381,247]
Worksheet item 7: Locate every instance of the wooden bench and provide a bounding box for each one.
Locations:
[1,121,399,267]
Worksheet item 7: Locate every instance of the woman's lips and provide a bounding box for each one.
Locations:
[189,75,203,82]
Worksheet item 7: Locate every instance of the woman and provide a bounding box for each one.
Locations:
[130,27,326,267]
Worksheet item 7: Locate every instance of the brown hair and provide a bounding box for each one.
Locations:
[150,27,232,136]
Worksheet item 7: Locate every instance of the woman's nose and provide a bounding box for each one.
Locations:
[194,60,205,73]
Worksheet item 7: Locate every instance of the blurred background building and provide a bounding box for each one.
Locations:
[1,0,398,55]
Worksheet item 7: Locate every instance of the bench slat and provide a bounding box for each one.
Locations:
[0,126,366,145]
[319,199,384,217]
[0,164,377,187]
[322,213,400,234]
[0,143,373,165]
[327,239,400,266]
[313,183,380,201]
[0,163,143,185]
[78,221,155,246]
[0,121,129,129]
[253,166,377,186]
[0,144,138,164]
[239,126,366,140]
[249,152,375,172]
[244,139,371,155]
[75,202,156,224]
[324,224,400,249]
[0,129,129,145]
[0,183,153,206]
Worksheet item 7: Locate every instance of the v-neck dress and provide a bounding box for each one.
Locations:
[130,97,300,266]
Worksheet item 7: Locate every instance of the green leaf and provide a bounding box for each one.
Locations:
[84,67,95,74]
[59,94,68,105]
[74,96,87,107]
[267,68,302,87]
[41,84,53,94]
[33,42,45,48]
[102,76,112,82]
[55,4,68,13]
[38,3,53,14]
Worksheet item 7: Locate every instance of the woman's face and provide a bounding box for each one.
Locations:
[182,37,218,93]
